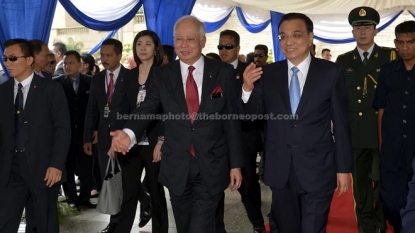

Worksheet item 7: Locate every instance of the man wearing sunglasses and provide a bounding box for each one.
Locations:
[217,29,265,233]
[253,44,269,67]
[29,39,52,80]
[0,38,70,233]
[43,51,57,76]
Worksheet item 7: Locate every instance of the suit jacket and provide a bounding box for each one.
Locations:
[235,61,263,154]
[55,73,91,143]
[124,57,244,196]
[53,61,65,77]
[0,74,71,188]
[336,44,398,148]
[243,57,353,193]
[401,158,415,233]
[84,66,135,151]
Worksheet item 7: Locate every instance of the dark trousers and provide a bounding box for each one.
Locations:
[216,150,264,231]
[62,139,94,203]
[0,152,59,233]
[92,143,102,191]
[269,163,333,233]
[170,157,222,233]
[352,149,385,232]
[380,161,413,233]
[115,145,168,233]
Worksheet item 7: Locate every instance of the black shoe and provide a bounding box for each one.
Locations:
[76,200,97,209]
[138,205,152,228]
[254,226,266,233]
[100,223,117,233]
[67,201,80,211]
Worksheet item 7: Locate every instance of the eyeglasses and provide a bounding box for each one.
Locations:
[217,44,236,50]
[278,31,309,41]
[253,54,265,58]
[2,55,27,62]
[49,60,56,65]
[174,37,199,44]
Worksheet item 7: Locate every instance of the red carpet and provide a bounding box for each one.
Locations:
[265,187,393,233]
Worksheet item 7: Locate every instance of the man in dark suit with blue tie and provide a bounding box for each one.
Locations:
[242,13,353,233]
[0,38,71,232]
[110,16,244,233]
[55,50,95,209]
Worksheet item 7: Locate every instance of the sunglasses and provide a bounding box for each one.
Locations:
[217,44,236,50]
[49,60,56,65]
[254,54,265,58]
[2,55,27,62]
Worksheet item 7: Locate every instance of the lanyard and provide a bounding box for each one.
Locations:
[105,72,118,104]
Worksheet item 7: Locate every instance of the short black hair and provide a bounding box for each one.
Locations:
[246,52,254,64]
[29,39,46,55]
[162,44,175,63]
[102,39,123,55]
[254,44,268,55]
[53,42,67,54]
[205,52,221,61]
[219,30,240,46]
[64,50,81,62]
[395,20,415,37]
[321,48,331,56]
[80,53,96,74]
[4,38,33,57]
[278,13,314,33]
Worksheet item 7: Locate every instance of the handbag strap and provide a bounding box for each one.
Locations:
[109,157,122,174]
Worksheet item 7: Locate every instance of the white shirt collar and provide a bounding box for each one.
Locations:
[180,55,204,81]
[230,59,239,69]
[357,43,375,60]
[106,64,122,81]
[287,53,312,76]
[14,72,34,88]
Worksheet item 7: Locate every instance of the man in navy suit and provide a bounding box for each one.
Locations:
[111,16,244,233]
[401,158,415,233]
[0,38,71,232]
[242,13,353,233]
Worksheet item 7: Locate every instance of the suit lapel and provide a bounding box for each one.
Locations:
[97,71,108,105]
[277,62,291,115]
[198,58,216,114]
[110,66,125,106]
[21,75,41,119]
[366,44,381,71]
[169,62,188,114]
[295,58,319,117]
[5,79,15,116]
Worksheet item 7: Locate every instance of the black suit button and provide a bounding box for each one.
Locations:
[291,124,297,128]
[190,127,195,131]
[287,144,291,148]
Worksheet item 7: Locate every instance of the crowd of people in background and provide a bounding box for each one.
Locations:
[0,5,415,233]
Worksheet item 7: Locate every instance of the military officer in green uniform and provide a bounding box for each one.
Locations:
[336,6,398,233]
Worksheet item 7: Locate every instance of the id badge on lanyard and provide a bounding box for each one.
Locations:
[103,105,110,118]
[137,85,146,108]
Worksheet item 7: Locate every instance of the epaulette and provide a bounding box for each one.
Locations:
[379,46,395,51]
[337,50,353,58]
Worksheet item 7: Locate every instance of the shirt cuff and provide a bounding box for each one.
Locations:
[241,87,252,103]
[123,128,136,149]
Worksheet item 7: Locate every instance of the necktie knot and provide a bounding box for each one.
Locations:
[188,66,195,74]
[291,66,299,75]
[18,83,23,89]
[109,72,114,80]
[363,52,369,58]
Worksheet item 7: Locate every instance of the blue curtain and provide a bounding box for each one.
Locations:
[270,11,285,62]
[236,7,270,33]
[143,0,196,46]
[0,0,58,77]
[88,30,118,54]
[59,0,142,31]
[205,11,232,33]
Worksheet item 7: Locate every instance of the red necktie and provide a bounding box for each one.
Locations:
[106,73,114,104]
[186,66,199,156]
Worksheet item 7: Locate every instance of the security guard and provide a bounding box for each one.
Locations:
[336,6,398,233]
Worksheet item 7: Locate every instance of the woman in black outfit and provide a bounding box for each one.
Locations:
[114,30,168,233]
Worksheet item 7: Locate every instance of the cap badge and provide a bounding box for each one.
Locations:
[359,9,366,17]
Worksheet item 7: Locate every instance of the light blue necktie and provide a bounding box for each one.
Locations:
[289,67,300,114]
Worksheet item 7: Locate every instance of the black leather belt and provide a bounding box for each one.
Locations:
[14,147,25,153]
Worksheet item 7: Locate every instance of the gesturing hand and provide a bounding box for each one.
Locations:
[242,63,263,92]
[110,130,131,155]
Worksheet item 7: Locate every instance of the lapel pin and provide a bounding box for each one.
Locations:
[209,73,212,78]
[33,85,37,88]
[353,55,357,60]
[374,53,378,58]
